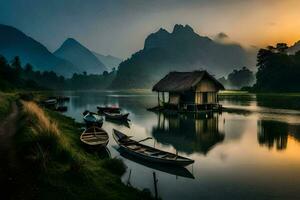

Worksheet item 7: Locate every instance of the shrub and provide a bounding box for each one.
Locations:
[102,158,127,176]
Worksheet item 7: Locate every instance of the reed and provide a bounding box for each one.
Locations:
[20,101,72,170]
[22,101,59,137]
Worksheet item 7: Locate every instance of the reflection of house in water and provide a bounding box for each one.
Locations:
[151,113,225,155]
[258,120,300,150]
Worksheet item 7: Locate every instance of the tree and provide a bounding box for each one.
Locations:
[227,67,255,88]
[24,63,33,73]
[276,43,288,54]
[103,71,109,76]
[254,44,300,92]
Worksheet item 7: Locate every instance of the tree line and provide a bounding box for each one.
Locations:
[253,43,300,92]
[0,55,116,91]
[2,43,300,92]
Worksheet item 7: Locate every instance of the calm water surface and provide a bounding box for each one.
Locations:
[57,91,300,200]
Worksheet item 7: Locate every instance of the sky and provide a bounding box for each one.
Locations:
[1,0,300,58]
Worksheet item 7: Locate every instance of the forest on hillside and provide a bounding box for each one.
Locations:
[2,42,300,92]
[253,43,300,92]
[0,55,116,91]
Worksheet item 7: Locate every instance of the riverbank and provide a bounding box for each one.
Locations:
[0,92,153,200]
[0,92,17,120]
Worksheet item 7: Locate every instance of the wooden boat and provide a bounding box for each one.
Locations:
[55,105,68,112]
[82,110,97,116]
[104,112,129,121]
[113,129,194,166]
[43,99,57,106]
[80,126,109,147]
[97,106,120,114]
[83,112,103,126]
[117,149,194,179]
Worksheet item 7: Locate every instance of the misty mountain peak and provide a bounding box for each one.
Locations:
[54,38,106,74]
[172,24,195,34]
[61,38,82,47]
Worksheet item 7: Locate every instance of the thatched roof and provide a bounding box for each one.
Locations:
[152,71,224,92]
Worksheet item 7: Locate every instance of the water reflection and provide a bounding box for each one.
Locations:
[258,120,300,150]
[151,112,225,155]
[55,91,300,200]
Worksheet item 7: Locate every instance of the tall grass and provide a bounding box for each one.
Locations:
[0,93,16,120]
[20,101,71,170]
[22,101,60,137]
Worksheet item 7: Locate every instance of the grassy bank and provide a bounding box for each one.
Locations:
[15,101,153,200]
[0,92,17,120]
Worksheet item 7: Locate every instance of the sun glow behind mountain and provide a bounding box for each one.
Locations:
[0,0,300,57]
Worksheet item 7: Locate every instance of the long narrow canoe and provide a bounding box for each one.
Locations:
[104,112,129,121]
[113,129,194,166]
[80,126,109,147]
[117,149,194,179]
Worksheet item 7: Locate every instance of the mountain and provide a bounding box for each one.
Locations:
[0,24,78,77]
[54,38,106,74]
[111,24,253,89]
[92,52,122,71]
[288,40,300,54]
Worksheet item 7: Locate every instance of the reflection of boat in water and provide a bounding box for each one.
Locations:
[97,106,121,114]
[104,112,130,121]
[106,117,131,128]
[113,129,194,166]
[118,149,194,179]
[152,112,225,155]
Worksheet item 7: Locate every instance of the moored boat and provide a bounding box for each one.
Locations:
[55,105,68,112]
[83,112,103,126]
[80,126,109,147]
[104,112,129,121]
[97,106,121,114]
[113,129,194,166]
[117,149,194,179]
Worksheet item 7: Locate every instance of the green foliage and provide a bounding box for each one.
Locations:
[228,67,255,88]
[0,54,116,91]
[0,93,16,120]
[254,43,300,92]
[102,158,127,176]
[218,67,255,89]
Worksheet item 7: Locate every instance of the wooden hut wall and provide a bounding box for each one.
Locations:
[196,78,219,92]
[195,92,217,104]
[169,93,180,105]
[194,77,219,105]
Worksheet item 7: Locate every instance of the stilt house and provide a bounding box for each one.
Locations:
[152,71,225,111]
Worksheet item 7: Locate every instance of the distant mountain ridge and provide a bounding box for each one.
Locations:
[111,24,253,89]
[288,40,300,54]
[0,24,78,77]
[92,52,122,71]
[54,38,107,74]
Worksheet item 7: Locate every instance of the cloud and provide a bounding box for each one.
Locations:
[214,32,231,43]
[216,32,229,40]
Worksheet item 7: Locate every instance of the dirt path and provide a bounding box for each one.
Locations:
[0,102,37,199]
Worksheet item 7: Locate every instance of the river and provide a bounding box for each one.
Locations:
[56,91,300,200]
